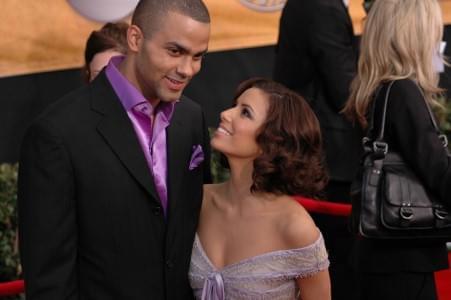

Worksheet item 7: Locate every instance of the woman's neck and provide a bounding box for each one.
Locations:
[222,157,273,209]
[227,157,252,190]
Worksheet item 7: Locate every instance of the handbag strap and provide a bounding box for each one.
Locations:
[416,88,448,147]
[374,81,395,142]
[366,80,448,155]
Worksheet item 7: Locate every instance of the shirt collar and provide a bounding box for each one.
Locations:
[342,0,349,7]
[105,55,176,120]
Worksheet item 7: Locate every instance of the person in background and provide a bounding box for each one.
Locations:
[83,22,128,82]
[18,0,211,299]
[273,0,361,298]
[343,0,450,299]
[189,78,331,300]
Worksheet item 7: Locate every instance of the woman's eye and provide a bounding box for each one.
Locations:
[241,108,252,118]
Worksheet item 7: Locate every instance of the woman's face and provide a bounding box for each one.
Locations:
[211,87,269,159]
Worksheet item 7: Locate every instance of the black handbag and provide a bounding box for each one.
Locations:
[350,80,451,240]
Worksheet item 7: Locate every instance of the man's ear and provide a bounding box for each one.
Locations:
[127,25,143,52]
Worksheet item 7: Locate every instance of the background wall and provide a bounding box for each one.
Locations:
[0,0,287,77]
[1,1,451,163]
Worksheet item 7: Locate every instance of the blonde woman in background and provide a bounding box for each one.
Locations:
[343,0,451,299]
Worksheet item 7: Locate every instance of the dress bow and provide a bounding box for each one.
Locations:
[201,272,225,300]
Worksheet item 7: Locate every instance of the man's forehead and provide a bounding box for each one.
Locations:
[138,9,210,39]
[150,12,210,46]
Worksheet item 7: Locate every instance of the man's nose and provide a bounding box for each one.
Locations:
[177,57,199,78]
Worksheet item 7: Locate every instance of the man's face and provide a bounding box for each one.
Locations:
[133,11,210,104]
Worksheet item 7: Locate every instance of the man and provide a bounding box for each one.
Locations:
[18,0,211,299]
[273,0,361,299]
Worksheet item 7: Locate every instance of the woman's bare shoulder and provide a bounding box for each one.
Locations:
[277,196,321,249]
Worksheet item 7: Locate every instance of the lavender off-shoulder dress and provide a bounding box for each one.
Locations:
[189,233,329,300]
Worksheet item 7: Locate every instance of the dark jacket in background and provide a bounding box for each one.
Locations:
[274,0,361,183]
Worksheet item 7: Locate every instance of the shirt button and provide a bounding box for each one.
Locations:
[166,260,174,269]
[152,206,161,216]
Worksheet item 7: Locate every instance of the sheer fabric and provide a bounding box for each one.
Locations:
[189,233,329,300]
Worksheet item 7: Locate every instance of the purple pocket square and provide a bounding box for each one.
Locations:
[189,145,204,170]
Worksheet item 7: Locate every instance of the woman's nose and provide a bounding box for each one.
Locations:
[220,107,233,122]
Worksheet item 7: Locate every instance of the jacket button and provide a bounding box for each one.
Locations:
[152,206,161,216]
[166,260,174,269]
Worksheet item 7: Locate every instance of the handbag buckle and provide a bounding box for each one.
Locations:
[362,137,373,153]
[435,208,448,220]
[439,134,448,148]
[400,205,414,220]
[373,141,388,156]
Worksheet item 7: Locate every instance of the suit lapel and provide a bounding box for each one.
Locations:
[90,73,160,203]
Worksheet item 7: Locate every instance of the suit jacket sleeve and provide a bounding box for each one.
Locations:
[385,79,451,207]
[309,3,357,111]
[18,119,78,299]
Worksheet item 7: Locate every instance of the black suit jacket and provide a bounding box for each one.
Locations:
[352,79,450,273]
[18,72,211,299]
[274,0,362,182]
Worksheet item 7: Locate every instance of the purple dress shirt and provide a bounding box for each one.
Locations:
[105,56,175,216]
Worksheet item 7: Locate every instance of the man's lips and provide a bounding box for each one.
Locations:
[165,76,186,91]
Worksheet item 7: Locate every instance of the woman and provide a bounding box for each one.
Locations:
[189,78,331,300]
[83,22,128,82]
[343,0,451,299]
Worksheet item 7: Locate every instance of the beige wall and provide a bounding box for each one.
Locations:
[1,0,449,77]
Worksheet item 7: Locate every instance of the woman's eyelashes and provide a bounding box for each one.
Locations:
[239,105,254,120]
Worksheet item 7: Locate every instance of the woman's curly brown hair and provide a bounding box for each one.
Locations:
[233,78,328,198]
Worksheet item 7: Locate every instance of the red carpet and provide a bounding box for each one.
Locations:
[436,253,451,300]
[0,280,24,297]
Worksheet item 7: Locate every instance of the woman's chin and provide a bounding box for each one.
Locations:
[210,138,224,152]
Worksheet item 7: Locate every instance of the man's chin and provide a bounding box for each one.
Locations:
[158,90,183,103]
[161,96,181,103]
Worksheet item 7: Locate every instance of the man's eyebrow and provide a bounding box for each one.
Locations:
[195,48,208,57]
[166,42,208,56]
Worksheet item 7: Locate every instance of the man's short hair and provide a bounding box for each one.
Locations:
[131,0,210,37]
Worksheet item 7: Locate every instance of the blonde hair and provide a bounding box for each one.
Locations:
[343,0,444,128]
